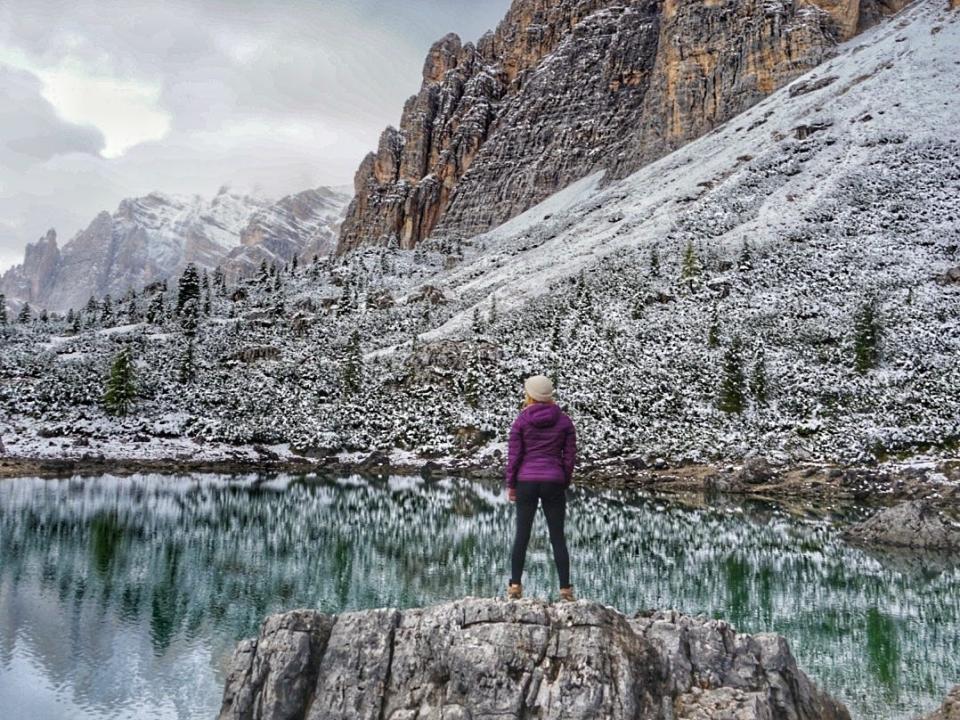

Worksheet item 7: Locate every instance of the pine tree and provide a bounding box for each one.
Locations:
[738,239,753,271]
[708,305,721,348]
[488,294,498,325]
[750,342,768,406]
[177,264,201,315]
[649,246,660,278]
[717,336,746,414]
[101,295,114,326]
[341,330,363,397]
[39,308,49,323]
[0,294,7,326]
[180,298,199,338]
[85,296,99,326]
[681,240,701,284]
[471,307,485,336]
[212,267,226,295]
[178,340,195,385]
[292,254,299,273]
[146,294,165,325]
[853,300,882,374]
[463,351,484,408]
[66,308,74,325]
[103,347,137,416]
[204,286,212,315]
[18,303,32,324]
[72,312,82,334]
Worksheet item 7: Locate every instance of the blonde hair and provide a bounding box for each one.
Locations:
[523,392,553,408]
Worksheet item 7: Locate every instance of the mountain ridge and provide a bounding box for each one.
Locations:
[0,186,351,313]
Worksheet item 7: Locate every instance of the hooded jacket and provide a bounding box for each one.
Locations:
[504,402,577,488]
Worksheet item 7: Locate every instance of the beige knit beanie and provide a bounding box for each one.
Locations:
[524,375,555,402]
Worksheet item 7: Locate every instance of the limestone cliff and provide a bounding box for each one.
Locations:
[338,0,910,252]
[218,598,850,720]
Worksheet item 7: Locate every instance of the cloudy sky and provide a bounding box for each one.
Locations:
[0,0,509,271]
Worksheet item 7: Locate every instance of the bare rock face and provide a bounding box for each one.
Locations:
[844,499,960,550]
[218,598,850,720]
[338,0,910,252]
[919,686,960,720]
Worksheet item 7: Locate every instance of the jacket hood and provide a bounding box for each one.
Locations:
[524,402,562,428]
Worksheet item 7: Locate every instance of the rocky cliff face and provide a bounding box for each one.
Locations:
[1,187,349,313]
[218,598,850,720]
[338,0,909,252]
[224,187,349,281]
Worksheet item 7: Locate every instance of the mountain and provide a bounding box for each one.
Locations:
[337,0,910,253]
[2,0,958,471]
[0,186,350,313]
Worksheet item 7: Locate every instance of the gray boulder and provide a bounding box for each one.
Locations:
[736,457,777,485]
[218,598,850,720]
[844,500,960,550]
[918,685,960,720]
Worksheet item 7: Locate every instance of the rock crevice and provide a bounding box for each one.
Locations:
[219,598,850,720]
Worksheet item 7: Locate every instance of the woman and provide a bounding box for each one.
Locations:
[505,374,577,602]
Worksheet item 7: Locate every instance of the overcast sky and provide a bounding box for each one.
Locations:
[0,0,510,271]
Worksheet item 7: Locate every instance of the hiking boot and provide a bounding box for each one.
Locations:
[507,583,523,600]
[558,586,575,602]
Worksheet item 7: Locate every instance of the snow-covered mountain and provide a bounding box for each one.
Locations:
[2,0,958,469]
[0,186,351,313]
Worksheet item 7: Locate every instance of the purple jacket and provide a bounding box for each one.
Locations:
[505,402,577,488]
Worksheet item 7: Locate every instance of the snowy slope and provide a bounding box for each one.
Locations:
[2,0,958,467]
[423,0,960,335]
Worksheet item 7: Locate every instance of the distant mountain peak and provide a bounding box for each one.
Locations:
[1,186,351,313]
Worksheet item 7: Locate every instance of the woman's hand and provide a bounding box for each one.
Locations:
[508,487,517,502]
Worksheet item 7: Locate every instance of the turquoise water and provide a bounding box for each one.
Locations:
[0,473,957,719]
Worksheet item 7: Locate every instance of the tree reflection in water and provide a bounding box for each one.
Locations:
[0,473,957,720]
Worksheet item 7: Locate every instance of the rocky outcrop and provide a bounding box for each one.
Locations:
[218,598,850,720]
[844,499,960,550]
[919,686,960,720]
[1,187,349,313]
[223,187,350,281]
[338,0,910,252]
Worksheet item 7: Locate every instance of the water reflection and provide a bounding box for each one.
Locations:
[0,473,957,720]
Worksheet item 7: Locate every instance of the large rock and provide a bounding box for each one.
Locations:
[844,500,960,550]
[337,0,909,253]
[919,686,960,720]
[218,598,850,720]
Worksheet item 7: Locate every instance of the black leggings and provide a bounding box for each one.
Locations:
[510,482,571,589]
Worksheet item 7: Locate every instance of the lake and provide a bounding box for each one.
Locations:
[0,473,957,719]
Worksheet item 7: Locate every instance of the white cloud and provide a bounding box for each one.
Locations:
[0,0,511,271]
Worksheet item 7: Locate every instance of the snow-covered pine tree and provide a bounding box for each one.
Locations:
[649,246,661,278]
[178,340,195,385]
[212,266,226,295]
[681,240,702,285]
[708,304,721,348]
[471,307,485,336]
[750,342,768,406]
[341,330,363,397]
[717,336,746,414]
[177,264,201,316]
[180,298,199,338]
[146,294,165,325]
[103,347,137,416]
[0,294,6,326]
[84,296,99,326]
[101,295,114,327]
[463,350,484,408]
[39,308,49,323]
[17,303,32,324]
[738,239,753,271]
[71,312,82,334]
[853,300,882,374]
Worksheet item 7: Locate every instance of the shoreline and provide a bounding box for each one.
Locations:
[2,452,957,508]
